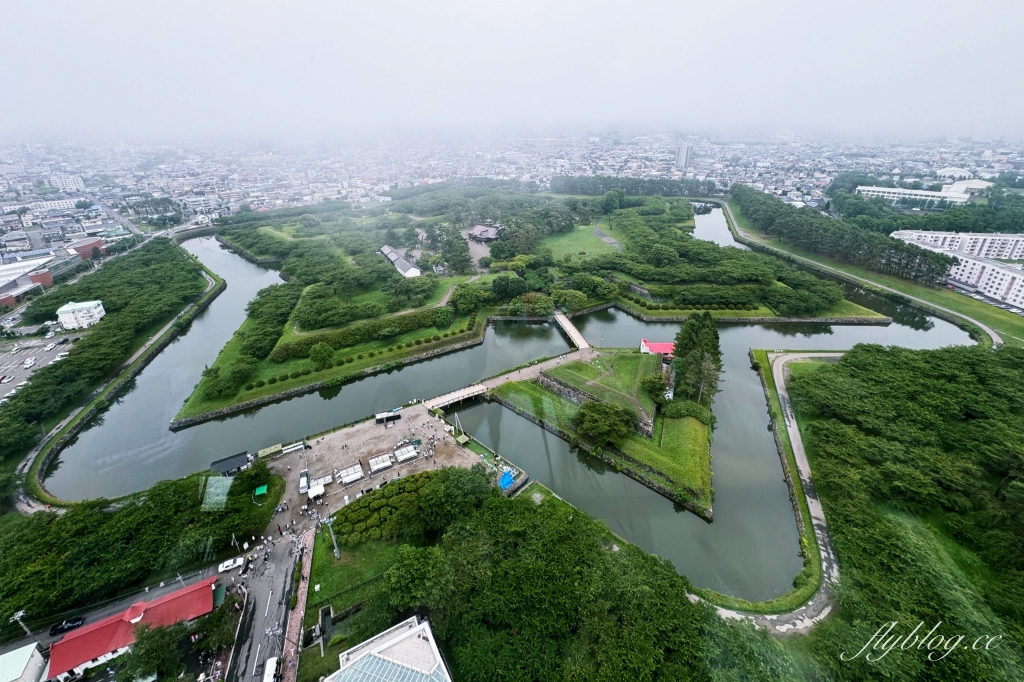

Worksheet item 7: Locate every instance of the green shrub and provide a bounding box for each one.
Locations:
[268,377,277,384]
[280,373,290,381]
[752,304,759,310]
[432,335,440,341]
[244,383,254,390]
[290,370,301,379]
[368,351,375,357]
[255,379,266,387]
[357,354,364,359]
[388,347,394,352]
[345,356,353,363]
[414,339,422,345]
[324,360,333,368]
[301,368,311,375]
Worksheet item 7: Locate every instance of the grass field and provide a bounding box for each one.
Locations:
[546,349,661,419]
[491,380,712,510]
[177,311,480,419]
[724,200,1024,346]
[540,225,619,259]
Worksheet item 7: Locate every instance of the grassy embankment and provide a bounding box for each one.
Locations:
[491,376,712,512]
[546,349,660,420]
[177,309,483,419]
[724,199,1024,346]
[22,247,223,505]
[691,349,823,615]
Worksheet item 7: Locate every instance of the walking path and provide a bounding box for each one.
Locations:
[553,311,590,349]
[422,312,591,410]
[695,351,842,635]
[280,529,315,682]
[13,271,218,486]
[593,220,622,252]
[718,200,1004,346]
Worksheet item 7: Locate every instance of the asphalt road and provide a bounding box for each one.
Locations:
[227,527,304,682]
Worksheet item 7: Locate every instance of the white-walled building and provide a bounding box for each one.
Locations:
[855,186,971,205]
[379,245,421,278]
[57,300,106,329]
[0,643,48,682]
[891,230,1024,260]
[49,174,85,193]
[890,234,1024,307]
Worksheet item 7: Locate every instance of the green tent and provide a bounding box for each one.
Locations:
[254,484,268,496]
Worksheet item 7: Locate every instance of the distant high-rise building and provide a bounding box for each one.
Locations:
[675,144,692,169]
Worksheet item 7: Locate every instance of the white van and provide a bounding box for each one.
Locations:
[262,657,280,682]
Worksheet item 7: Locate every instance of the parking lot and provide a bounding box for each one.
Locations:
[0,334,76,403]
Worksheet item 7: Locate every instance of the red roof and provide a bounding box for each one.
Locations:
[48,577,216,679]
[642,339,675,355]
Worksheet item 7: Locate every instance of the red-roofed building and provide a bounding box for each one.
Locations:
[47,577,217,681]
[640,339,675,358]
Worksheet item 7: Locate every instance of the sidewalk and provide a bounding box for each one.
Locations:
[280,529,315,682]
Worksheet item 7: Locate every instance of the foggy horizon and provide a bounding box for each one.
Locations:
[2,0,1022,142]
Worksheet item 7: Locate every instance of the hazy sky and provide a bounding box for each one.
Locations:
[2,0,1021,140]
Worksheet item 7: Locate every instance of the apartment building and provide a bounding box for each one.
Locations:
[891,230,1024,260]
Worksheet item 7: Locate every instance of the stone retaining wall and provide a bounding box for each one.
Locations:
[568,301,891,325]
[535,373,654,438]
[169,328,492,429]
[749,350,806,538]
[170,226,218,243]
[36,279,227,494]
[214,234,283,265]
[487,393,712,522]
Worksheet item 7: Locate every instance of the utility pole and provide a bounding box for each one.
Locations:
[9,610,37,642]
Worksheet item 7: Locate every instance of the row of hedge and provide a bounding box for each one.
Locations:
[242,326,476,390]
[624,295,760,312]
[269,307,462,362]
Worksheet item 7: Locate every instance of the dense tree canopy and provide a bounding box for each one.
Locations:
[0,463,278,638]
[0,240,207,463]
[731,184,956,286]
[791,345,1024,679]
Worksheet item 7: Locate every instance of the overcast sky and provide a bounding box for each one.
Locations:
[2,0,1021,141]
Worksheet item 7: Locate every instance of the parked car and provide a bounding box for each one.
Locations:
[57,338,69,345]
[0,376,11,384]
[44,331,55,339]
[22,358,35,369]
[44,343,57,352]
[218,557,246,573]
[299,469,309,495]
[49,616,85,636]
[16,381,29,387]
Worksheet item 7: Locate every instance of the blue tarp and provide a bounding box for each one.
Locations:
[499,471,514,490]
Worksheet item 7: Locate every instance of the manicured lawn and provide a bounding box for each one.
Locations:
[786,360,830,379]
[491,380,712,510]
[540,225,619,259]
[546,350,661,420]
[724,204,1024,346]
